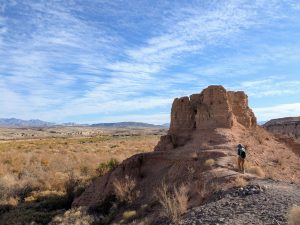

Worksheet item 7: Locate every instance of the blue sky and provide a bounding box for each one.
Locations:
[0,0,300,124]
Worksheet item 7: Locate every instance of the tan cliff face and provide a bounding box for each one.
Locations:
[173,86,257,130]
[155,85,257,151]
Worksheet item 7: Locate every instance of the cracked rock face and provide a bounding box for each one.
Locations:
[155,85,257,151]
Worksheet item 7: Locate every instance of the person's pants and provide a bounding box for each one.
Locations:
[238,157,245,172]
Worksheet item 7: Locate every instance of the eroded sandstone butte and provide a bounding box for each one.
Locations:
[73,85,300,210]
[155,85,256,151]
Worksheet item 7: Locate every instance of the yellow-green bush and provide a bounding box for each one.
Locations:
[96,158,119,176]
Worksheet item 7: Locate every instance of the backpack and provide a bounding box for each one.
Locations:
[239,147,246,159]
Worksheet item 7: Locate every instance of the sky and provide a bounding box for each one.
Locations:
[0,0,300,124]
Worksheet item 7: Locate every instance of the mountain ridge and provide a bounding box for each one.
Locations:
[0,118,55,127]
[0,118,167,128]
[263,116,300,141]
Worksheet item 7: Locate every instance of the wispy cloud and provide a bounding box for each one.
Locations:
[254,103,300,121]
[238,77,300,98]
[109,0,280,75]
[0,0,300,123]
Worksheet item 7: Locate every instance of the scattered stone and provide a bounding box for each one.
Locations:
[177,180,300,225]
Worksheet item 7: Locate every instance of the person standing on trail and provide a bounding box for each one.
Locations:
[237,144,246,173]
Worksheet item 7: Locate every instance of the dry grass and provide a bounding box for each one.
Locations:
[195,180,217,202]
[0,134,158,196]
[246,166,265,178]
[49,206,99,225]
[113,175,139,203]
[0,131,159,224]
[156,182,189,223]
[204,158,215,167]
[235,176,248,187]
[288,205,300,225]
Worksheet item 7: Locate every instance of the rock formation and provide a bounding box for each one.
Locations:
[155,85,256,151]
[73,85,300,215]
[263,117,300,141]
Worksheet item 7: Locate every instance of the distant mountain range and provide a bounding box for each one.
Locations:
[0,118,169,128]
[0,118,272,128]
[90,122,167,128]
[0,118,55,127]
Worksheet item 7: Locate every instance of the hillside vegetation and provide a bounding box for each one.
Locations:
[0,129,161,224]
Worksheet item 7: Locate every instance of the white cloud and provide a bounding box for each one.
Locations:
[241,79,273,88]
[254,103,300,121]
[239,78,300,98]
[119,1,271,74]
[194,43,300,78]
[1,0,299,123]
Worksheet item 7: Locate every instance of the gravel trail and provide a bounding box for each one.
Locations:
[178,179,300,225]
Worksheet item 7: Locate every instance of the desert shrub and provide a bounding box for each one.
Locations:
[96,158,119,176]
[195,180,217,203]
[246,166,265,178]
[156,182,189,223]
[0,133,159,223]
[235,176,248,187]
[0,175,13,201]
[204,158,215,167]
[49,207,99,225]
[63,173,87,208]
[64,174,79,206]
[80,165,90,176]
[0,174,39,203]
[110,145,119,149]
[288,205,300,225]
[113,175,139,203]
[14,183,38,202]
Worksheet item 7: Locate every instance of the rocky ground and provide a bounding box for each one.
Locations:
[176,179,300,225]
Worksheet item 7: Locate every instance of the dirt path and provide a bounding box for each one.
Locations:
[178,179,300,225]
